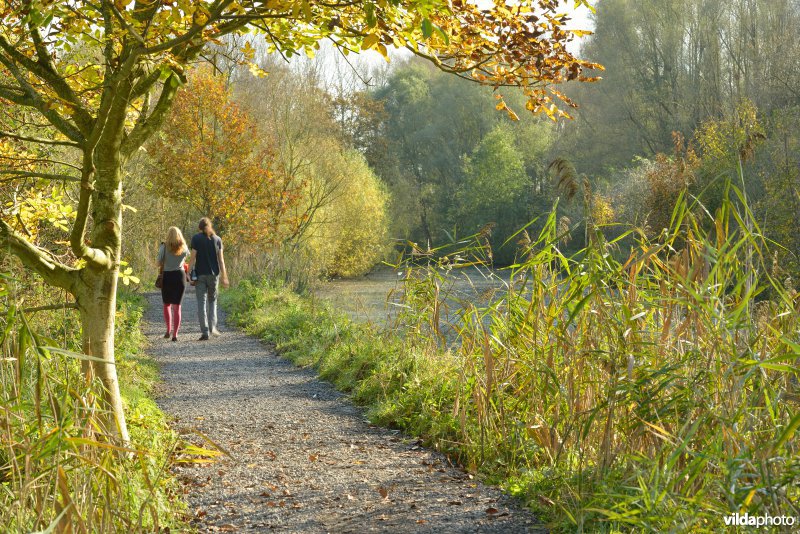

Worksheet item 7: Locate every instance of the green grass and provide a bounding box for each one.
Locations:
[223,184,799,532]
[0,290,187,532]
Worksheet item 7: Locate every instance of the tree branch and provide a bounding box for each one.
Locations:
[0,130,80,147]
[0,170,81,183]
[130,67,162,101]
[121,73,181,157]
[0,53,85,144]
[0,34,94,133]
[23,302,79,314]
[143,0,234,56]
[0,217,77,292]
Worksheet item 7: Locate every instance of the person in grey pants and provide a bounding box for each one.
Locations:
[188,217,229,340]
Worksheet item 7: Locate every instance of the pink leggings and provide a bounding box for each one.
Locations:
[163,304,182,335]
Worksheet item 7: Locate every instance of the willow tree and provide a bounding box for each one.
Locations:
[0,0,600,442]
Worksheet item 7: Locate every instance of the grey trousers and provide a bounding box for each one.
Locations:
[195,274,219,335]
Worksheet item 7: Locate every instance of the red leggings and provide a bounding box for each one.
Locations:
[163,304,182,335]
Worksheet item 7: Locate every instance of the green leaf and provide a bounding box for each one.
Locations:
[365,2,376,27]
[433,24,449,45]
[421,18,433,39]
[773,411,800,453]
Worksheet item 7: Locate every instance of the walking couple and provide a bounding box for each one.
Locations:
[157,217,230,341]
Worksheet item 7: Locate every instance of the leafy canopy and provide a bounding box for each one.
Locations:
[0,0,601,126]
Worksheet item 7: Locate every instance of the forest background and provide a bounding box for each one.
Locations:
[115,0,800,283]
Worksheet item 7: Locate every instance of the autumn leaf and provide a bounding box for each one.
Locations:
[361,34,380,51]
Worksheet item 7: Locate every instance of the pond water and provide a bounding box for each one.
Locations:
[312,265,514,327]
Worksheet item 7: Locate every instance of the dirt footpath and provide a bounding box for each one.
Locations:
[144,291,543,533]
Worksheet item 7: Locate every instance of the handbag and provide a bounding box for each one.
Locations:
[155,243,165,289]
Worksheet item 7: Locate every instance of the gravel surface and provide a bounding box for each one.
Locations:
[144,291,544,533]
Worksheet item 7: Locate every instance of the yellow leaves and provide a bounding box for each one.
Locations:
[494,96,519,121]
[248,61,269,78]
[361,34,380,51]
[360,33,389,60]
[265,0,289,9]
[113,0,133,10]
[241,41,255,60]
[3,188,76,241]
[192,5,210,25]
[118,261,140,286]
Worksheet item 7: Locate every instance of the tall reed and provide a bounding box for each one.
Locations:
[396,184,799,530]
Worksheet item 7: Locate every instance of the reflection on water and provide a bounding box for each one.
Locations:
[313,265,513,327]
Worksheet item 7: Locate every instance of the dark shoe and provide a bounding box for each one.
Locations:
[172,336,178,342]
[198,334,209,341]
[164,332,171,339]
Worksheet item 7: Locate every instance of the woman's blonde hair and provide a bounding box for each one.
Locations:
[165,226,187,255]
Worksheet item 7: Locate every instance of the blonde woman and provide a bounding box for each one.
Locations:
[157,227,190,341]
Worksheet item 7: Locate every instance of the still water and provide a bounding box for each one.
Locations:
[312,265,513,327]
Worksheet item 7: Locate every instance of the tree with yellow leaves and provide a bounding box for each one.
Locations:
[0,0,600,441]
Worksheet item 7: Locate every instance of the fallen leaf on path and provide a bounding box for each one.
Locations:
[486,507,500,515]
[448,500,463,505]
[377,487,389,500]
[309,454,318,462]
[416,519,427,525]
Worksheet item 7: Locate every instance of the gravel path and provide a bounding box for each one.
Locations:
[144,291,543,533]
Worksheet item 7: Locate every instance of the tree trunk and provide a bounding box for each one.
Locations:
[76,268,129,443]
[77,127,128,442]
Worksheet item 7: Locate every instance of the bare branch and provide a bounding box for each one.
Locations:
[0,170,81,183]
[0,130,81,147]
[23,302,79,314]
